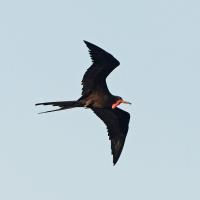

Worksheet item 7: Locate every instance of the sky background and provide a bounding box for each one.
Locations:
[0,0,200,199]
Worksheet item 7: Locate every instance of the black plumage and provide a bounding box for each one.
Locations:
[92,108,130,165]
[81,41,120,96]
[36,41,131,165]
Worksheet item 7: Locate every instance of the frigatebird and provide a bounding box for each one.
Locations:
[36,41,131,165]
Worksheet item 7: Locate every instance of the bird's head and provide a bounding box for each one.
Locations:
[112,96,131,109]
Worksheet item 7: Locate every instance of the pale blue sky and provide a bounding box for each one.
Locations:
[0,0,200,199]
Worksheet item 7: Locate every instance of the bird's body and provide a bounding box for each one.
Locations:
[36,41,131,165]
[79,91,116,108]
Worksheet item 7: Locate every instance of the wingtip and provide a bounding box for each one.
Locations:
[83,40,89,45]
[113,158,118,166]
[83,40,102,49]
[113,161,117,166]
[83,40,94,49]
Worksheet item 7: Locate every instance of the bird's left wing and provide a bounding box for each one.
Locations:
[92,108,130,165]
[82,41,120,96]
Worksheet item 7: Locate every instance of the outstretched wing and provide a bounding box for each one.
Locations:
[92,107,130,165]
[82,41,120,96]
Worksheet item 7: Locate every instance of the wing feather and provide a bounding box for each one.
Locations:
[92,108,130,165]
[82,41,120,96]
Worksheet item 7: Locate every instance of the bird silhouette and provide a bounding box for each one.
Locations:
[36,41,131,165]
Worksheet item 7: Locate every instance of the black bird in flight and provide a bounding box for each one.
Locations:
[36,41,131,165]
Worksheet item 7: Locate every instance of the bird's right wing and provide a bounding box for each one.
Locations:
[92,108,130,165]
[82,41,120,96]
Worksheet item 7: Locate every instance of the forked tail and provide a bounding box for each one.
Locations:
[35,100,83,114]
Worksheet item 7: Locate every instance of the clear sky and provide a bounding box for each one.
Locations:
[0,0,200,199]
